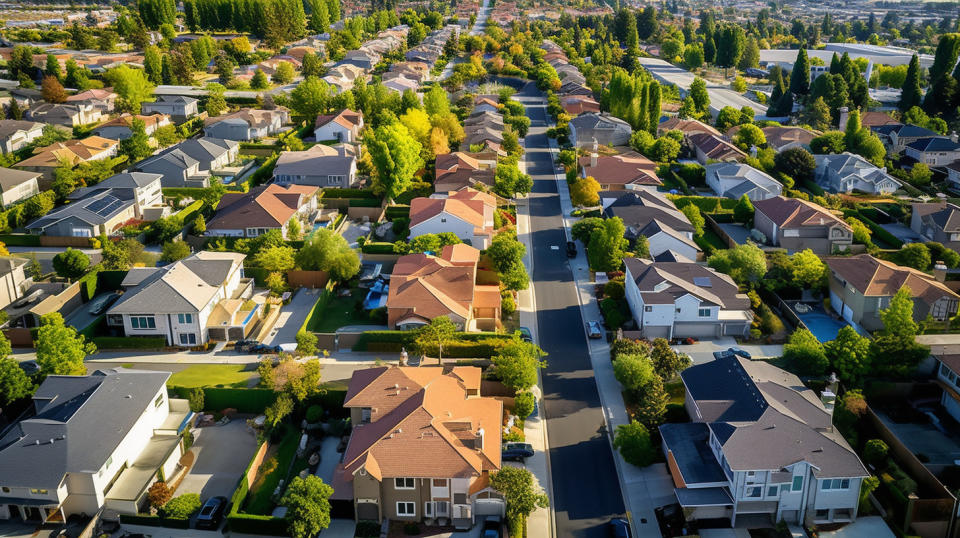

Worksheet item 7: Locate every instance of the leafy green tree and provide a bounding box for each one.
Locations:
[811,131,846,154]
[119,118,152,163]
[863,439,889,466]
[255,245,297,272]
[52,248,90,281]
[407,232,461,254]
[272,61,295,84]
[683,44,704,69]
[369,122,423,201]
[649,338,691,380]
[296,330,318,356]
[486,232,529,291]
[204,83,227,117]
[880,287,918,338]
[571,218,605,246]
[144,45,163,85]
[163,494,201,519]
[493,340,546,391]
[413,316,458,360]
[825,326,871,386]
[161,240,191,262]
[0,356,34,405]
[265,392,293,427]
[587,217,628,272]
[251,68,270,90]
[782,328,828,375]
[789,48,811,95]
[791,249,826,288]
[105,65,155,113]
[774,148,816,183]
[734,124,766,150]
[613,352,655,392]
[491,466,548,535]
[494,161,533,198]
[733,194,755,225]
[689,77,710,117]
[681,204,704,237]
[295,228,360,281]
[281,475,334,538]
[707,243,767,285]
[897,243,931,270]
[911,163,933,186]
[101,238,144,270]
[36,313,96,376]
[715,106,744,132]
[636,373,668,427]
[714,24,746,75]
[802,97,832,131]
[613,421,656,467]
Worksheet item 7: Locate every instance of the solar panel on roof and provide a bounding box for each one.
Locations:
[693,277,712,287]
[84,196,114,214]
[96,198,126,216]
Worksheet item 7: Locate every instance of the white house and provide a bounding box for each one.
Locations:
[408,189,496,249]
[313,109,363,143]
[0,120,44,154]
[106,251,253,346]
[904,137,960,166]
[660,356,868,527]
[623,257,753,339]
[141,95,200,122]
[0,369,192,521]
[814,153,901,194]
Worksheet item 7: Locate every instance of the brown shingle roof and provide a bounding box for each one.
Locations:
[826,254,960,306]
[208,183,317,230]
[579,151,661,187]
[752,196,850,231]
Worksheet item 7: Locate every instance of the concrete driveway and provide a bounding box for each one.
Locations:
[673,338,784,365]
[263,288,322,346]
[817,517,895,538]
[879,223,923,244]
[176,420,258,500]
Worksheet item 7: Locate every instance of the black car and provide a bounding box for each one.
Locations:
[195,496,227,530]
[502,442,534,461]
[251,343,282,354]
[608,517,631,538]
[728,347,752,359]
[18,360,40,376]
[566,241,577,258]
[234,339,258,352]
[481,514,502,538]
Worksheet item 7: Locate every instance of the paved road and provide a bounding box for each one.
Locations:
[518,81,626,536]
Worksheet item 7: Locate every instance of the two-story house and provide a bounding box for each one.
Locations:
[568,112,632,148]
[0,368,192,522]
[911,201,960,251]
[660,356,868,527]
[14,136,119,187]
[872,124,940,155]
[601,191,700,261]
[135,149,209,188]
[0,120,44,154]
[623,257,753,339]
[705,163,783,201]
[334,365,504,529]
[272,144,358,187]
[64,88,118,115]
[26,103,103,127]
[314,109,364,143]
[814,153,901,194]
[141,95,200,122]
[579,149,662,191]
[203,107,289,141]
[904,137,960,167]
[0,168,40,208]
[408,189,496,249]
[826,254,960,332]
[205,183,318,239]
[433,152,496,193]
[752,196,853,254]
[106,251,253,346]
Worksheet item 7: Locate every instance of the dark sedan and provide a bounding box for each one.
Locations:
[502,442,535,462]
[195,496,227,529]
[608,517,631,538]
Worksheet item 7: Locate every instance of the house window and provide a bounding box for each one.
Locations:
[767,486,778,497]
[361,408,371,423]
[644,306,652,312]
[131,316,156,329]
[435,501,449,516]
[698,308,710,317]
[432,479,447,487]
[71,228,93,237]
[327,175,344,185]
[179,333,197,345]
[394,478,415,490]
[30,489,48,495]
[821,479,850,491]
[780,484,791,494]
[746,486,762,498]
[154,393,164,408]
[815,509,830,520]
[178,313,193,324]
[792,475,803,491]
[396,502,415,516]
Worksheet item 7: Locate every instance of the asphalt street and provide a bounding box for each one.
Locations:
[518,81,627,536]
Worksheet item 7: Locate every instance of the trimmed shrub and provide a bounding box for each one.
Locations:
[162,494,201,519]
[513,391,535,418]
[92,336,167,349]
[305,405,323,423]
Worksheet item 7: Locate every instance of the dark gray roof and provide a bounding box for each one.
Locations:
[0,120,43,139]
[175,137,238,164]
[624,258,749,309]
[0,369,169,489]
[674,487,733,507]
[109,252,244,314]
[27,190,134,230]
[659,423,728,484]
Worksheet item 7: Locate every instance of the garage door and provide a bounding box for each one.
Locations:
[642,325,671,339]
[473,499,505,518]
[691,506,731,521]
[674,323,719,338]
[356,501,379,521]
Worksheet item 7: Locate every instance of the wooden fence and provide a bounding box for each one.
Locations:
[287,270,328,289]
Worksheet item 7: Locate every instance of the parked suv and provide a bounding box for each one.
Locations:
[195,496,227,529]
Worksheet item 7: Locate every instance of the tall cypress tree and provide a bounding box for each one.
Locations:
[829,52,841,74]
[647,81,661,134]
[789,48,811,96]
[899,54,922,112]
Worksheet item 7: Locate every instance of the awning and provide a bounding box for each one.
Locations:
[675,487,733,507]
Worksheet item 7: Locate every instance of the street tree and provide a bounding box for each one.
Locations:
[35,313,96,376]
[413,317,458,360]
[52,248,90,281]
[613,421,656,467]
[490,466,549,535]
[492,340,546,391]
[587,217,628,272]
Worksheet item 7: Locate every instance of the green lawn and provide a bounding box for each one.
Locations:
[305,288,379,333]
[244,428,301,515]
[167,364,253,388]
[701,228,728,250]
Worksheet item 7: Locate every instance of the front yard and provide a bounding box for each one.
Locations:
[167,364,255,388]
[304,286,382,333]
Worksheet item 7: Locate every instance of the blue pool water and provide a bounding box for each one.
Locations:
[796,308,848,343]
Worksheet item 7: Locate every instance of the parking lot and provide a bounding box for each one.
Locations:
[176,419,259,500]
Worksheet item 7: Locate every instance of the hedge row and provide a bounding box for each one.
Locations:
[169,387,277,413]
[668,195,737,213]
[803,180,825,197]
[349,198,381,207]
[117,514,189,529]
[78,264,103,301]
[0,234,42,246]
[384,205,411,219]
[319,188,377,199]
[226,514,289,535]
[361,242,398,254]
[301,286,334,333]
[162,187,210,199]
[92,336,168,350]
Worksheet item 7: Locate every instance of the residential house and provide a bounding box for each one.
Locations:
[904,137,960,166]
[826,254,960,332]
[688,133,747,164]
[910,201,960,251]
[578,150,661,191]
[923,335,960,424]
[602,190,701,261]
[10,88,42,109]
[0,120,44,154]
[872,123,940,155]
[752,196,853,254]
[15,136,119,187]
[560,95,601,116]
[27,103,102,127]
[206,183,318,238]
[0,257,29,310]
[814,153,901,194]
[135,150,209,188]
[464,111,504,131]
[203,107,289,140]
[0,369,192,522]
[27,173,165,237]
[334,365,504,527]
[705,163,783,201]
[272,144,358,187]
[660,356,868,527]
[409,189,496,249]
[314,109,364,143]
[434,152,496,193]
[838,108,899,129]
[383,76,419,95]
[92,113,172,140]
[387,243,501,331]
[559,80,592,96]
[568,112,632,148]
[473,97,500,115]
[175,137,240,173]
[0,168,40,207]
[657,117,722,138]
[623,257,753,338]
[141,95,200,122]
[64,88,118,114]
[107,251,254,346]
[726,125,816,152]
[946,161,960,190]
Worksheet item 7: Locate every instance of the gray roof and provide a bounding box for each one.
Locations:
[273,146,355,177]
[0,167,39,191]
[152,94,199,105]
[706,162,782,199]
[659,423,727,484]
[175,137,238,164]
[68,172,161,201]
[137,148,199,172]
[674,487,733,507]
[624,258,749,309]
[0,120,43,139]
[0,369,169,489]
[569,112,631,132]
[680,355,868,478]
[27,189,134,231]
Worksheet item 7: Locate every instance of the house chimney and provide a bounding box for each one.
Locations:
[590,151,598,168]
[934,261,948,282]
[476,427,484,451]
[822,372,838,432]
[952,131,959,144]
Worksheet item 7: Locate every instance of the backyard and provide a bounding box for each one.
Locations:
[243,426,304,515]
[305,286,382,333]
[167,364,256,388]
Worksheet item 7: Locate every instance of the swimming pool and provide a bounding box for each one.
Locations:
[795,307,849,343]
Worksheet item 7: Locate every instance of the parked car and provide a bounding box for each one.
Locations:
[88,293,119,315]
[251,343,282,354]
[195,496,227,529]
[18,360,39,376]
[587,321,603,339]
[481,514,502,538]
[234,339,258,352]
[517,326,533,343]
[14,289,43,308]
[566,241,577,257]
[502,442,535,461]
[655,503,684,537]
[728,347,751,359]
[608,517,631,538]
